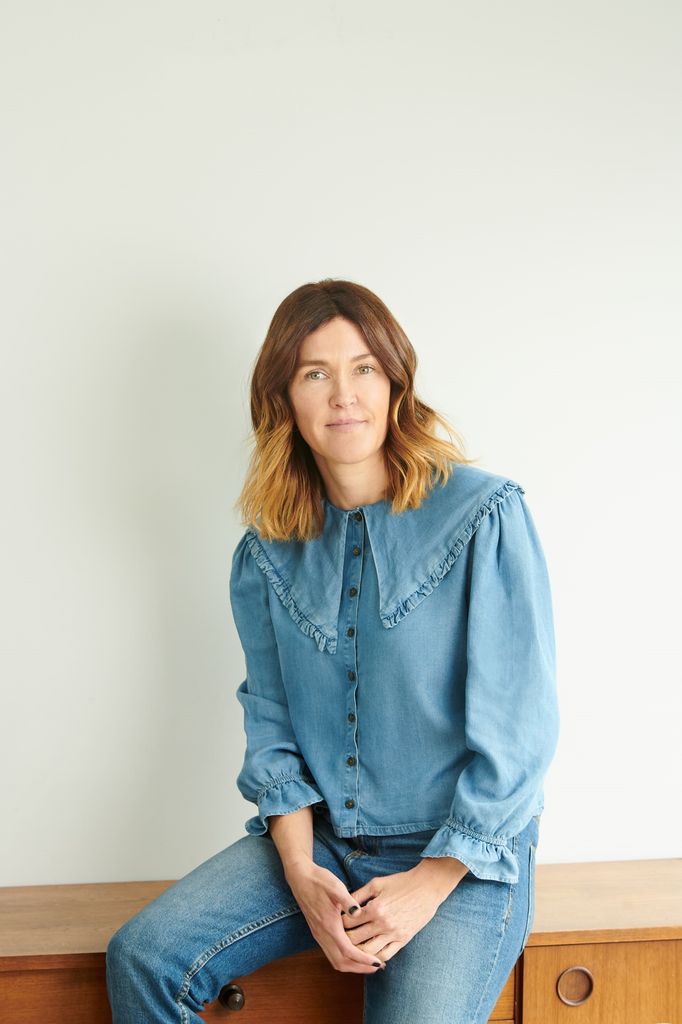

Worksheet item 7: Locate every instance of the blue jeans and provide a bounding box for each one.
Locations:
[106,811,540,1024]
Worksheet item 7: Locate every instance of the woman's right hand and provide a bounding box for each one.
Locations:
[284,861,385,974]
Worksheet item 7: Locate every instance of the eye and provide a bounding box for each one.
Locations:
[303,364,377,381]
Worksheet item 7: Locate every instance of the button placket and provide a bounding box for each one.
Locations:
[343,509,364,824]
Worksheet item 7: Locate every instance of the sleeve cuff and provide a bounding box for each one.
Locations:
[243,772,325,836]
[419,818,520,883]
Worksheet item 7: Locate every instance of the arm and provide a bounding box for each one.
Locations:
[268,806,316,878]
[230,532,324,844]
[417,486,560,883]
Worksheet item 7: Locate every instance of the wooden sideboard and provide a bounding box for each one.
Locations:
[1,859,680,1023]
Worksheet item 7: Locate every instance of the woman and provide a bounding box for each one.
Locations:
[106,278,560,1024]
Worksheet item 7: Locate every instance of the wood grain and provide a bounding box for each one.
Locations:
[1,859,680,1023]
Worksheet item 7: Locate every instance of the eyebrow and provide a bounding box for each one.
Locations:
[296,351,375,368]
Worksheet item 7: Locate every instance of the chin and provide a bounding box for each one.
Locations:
[325,446,377,464]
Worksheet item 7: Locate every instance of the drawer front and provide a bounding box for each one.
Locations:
[522,939,681,1024]
[0,964,112,1024]
[200,949,516,1021]
[0,949,515,1023]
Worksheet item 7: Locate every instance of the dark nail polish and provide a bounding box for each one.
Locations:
[348,905,360,915]
[373,960,381,967]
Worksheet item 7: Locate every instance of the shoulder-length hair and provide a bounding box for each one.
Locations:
[234,278,478,542]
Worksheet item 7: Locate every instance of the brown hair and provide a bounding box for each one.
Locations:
[234,278,478,542]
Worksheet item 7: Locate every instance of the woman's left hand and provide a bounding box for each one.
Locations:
[341,859,468,965]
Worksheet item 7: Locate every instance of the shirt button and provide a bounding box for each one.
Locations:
[347,712,356,722]
[346,627,355,637]
[353,511,362,521]
[347,670,355,681]
[349,586,358,597]
[346,755,356,766]
[352,546,361,556]
[345,799,355,808]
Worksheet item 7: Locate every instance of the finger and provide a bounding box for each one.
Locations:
[348,881,375,906]
[341,907,364,927]
[344,923,389,954]
[331,882,364,918]
[342,913,374,936]
[342,897,374,913]
[339,956,386,974]
[340,896,374,916]
[317,934,382,975]
[372,939,402,963]
[341,899,379,933]
[332,918,386,970]
[339,902,362,918]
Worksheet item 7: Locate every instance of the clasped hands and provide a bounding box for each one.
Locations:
[285,857,468,974]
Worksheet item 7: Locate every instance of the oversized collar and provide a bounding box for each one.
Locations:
[243,463,524,654]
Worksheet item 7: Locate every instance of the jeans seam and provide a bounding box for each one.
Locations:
[502,833,517,929]
[520,841,537,953]
[174,903,301,1022]
[469,869,514,1023]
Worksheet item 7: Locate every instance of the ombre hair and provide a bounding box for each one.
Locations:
[234,278,478,542]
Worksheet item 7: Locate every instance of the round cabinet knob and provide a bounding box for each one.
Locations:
[556,965,594,1006]
[218,982,245,1011]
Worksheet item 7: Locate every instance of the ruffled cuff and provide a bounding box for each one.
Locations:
[419,818,520,883]
[243,772,325,836]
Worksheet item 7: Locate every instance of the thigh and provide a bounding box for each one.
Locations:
[361,816,539,1024]
[106,824,352,1022]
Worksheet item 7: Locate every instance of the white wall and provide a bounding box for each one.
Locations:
[1,1,680,885]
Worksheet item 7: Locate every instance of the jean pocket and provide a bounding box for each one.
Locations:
[520,839,537,952]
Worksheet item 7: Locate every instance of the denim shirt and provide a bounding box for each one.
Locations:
[229,463,560,883]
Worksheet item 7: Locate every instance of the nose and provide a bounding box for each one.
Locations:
[330,387,358,408]
[331,373,359,402]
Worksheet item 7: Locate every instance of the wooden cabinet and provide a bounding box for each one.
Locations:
[198,954,516,1023]
[1,860,679,1023]
[197,952,516,1023]
[520,858,682,1024]
[522,940,680,1024]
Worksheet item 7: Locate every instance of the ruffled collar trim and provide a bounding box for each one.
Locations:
[242,463,524,654]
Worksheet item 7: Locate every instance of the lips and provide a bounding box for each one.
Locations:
[326,420,366,431]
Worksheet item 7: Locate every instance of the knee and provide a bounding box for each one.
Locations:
[106,913,161,985]
[106,918,143,979]
[106,914,188,1020]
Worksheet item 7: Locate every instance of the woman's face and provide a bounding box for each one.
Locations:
[287,317,391,469]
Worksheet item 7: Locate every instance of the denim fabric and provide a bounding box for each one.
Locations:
[230,462,560,884]
[106,810,541,1024]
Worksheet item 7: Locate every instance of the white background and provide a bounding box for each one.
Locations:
[1,0,680,885]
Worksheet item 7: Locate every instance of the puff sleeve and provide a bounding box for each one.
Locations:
[418,487,560,882]
[229,532,324,835]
